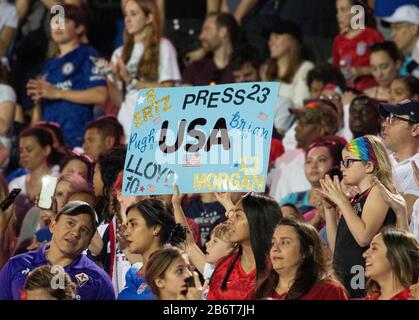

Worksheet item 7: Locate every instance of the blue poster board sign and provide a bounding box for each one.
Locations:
[122,82,280,195]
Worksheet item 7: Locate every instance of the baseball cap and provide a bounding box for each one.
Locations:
[383,5,419,25]
[290,99,339,129]
[379,100,419,123]
[263,21,303,44]
[55,201,99,230]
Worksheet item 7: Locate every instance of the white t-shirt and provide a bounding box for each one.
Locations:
[279,60,313,109]
[202,262,215,300]
[0,83,16,104]
[341,103,353,142]
[268,148,311,202]
[110,217,132,295]
[0,84,16,168]
[0,1,18,31]
[274,95,294,134]
[390,152,419,197]
[111,38,181,137]
[410,199,419,241]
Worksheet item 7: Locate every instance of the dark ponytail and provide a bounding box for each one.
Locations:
[127,198,186,246]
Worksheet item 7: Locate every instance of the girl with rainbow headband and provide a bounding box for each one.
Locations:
[317,135,396,298]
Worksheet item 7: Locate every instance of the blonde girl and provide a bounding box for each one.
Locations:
[318,135,396,297]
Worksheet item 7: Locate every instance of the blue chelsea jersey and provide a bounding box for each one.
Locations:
[42,44,107,147]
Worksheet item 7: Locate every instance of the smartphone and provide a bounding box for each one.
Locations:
[38,176,58,210]
[0,188,22,211]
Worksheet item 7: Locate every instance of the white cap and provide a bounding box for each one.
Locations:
[383,5,419,25]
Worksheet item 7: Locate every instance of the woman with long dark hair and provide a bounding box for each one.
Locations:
[117,198,186,300]
[255,218,348,300]
[207,193,282,300]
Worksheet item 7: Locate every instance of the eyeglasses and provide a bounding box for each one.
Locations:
[385,113,415,126]
[340,158,363,168]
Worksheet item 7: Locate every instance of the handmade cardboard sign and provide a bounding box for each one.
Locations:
[122,82,279,195]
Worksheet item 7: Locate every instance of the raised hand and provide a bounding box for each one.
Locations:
[172,184,185,207]
[373,176,407,216]
[214,192,234,209]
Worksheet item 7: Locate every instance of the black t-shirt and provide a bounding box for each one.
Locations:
[181,56,235,86]
[184,198,226,247]
[333,187,396,298]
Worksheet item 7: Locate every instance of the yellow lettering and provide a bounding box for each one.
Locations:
[193,173,207,190]
[229,173,241,191]
[252,175,265,191]
[207,173,217,191]
[241,175,251,190]
[217,173,229,191]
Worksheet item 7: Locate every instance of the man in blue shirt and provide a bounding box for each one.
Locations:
[0,201,115,300]
[27,5,107,147]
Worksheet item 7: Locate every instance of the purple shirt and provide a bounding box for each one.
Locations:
[0,245,115,300]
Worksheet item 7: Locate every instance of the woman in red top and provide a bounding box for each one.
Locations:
[207,193,282,300]
[333,0,384,91]
[255,218,348,300]
[362,227,418,300]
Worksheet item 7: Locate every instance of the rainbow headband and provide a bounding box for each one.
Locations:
[344,136,378,164]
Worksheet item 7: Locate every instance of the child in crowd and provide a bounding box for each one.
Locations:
[145,246,202,300]
[24,265,76,300]
[172,185,235,299]
[319,135,396,297]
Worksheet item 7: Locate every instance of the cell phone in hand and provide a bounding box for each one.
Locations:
[0,188,22,211]
[38,176,58,210]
